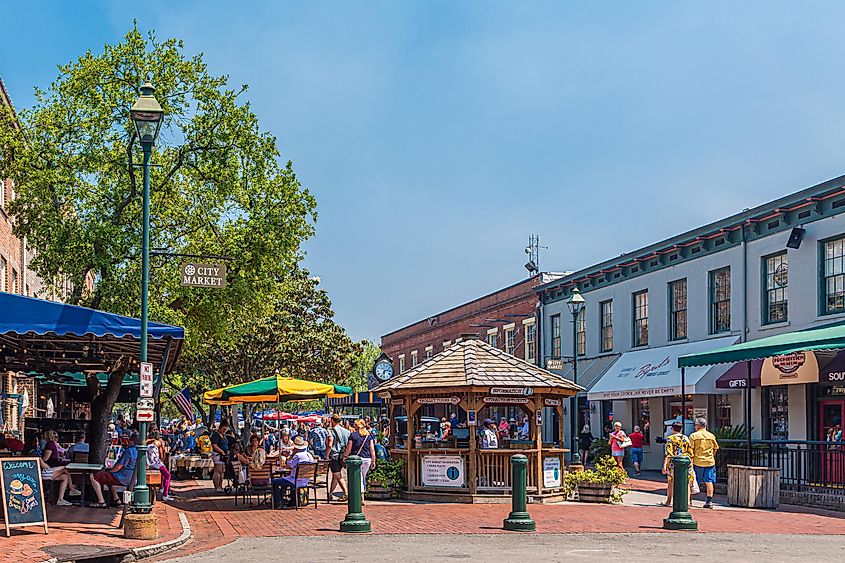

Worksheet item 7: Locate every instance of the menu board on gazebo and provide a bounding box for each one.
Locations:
[0,457,48,536]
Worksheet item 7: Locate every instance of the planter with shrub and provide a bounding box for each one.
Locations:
[564,455,628,503]
[366,459,406,500]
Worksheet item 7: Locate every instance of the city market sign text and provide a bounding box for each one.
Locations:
[181,263,227,288]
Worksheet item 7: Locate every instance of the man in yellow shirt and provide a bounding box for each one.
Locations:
[690,417,719,509]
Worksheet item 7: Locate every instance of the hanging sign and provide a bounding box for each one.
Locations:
[0,458,48,536]
[543,457,561,488]
[181,263,227,288]
[490,387,534,396]
[762,352,819,386]
[421,455,465,488]
[393,398,405,406]
[377,392,391,400]
[139,362,154,398]
[482,397,529,405]
[546,359,565,370]
[417,397,461,405]
[544,398,562,406]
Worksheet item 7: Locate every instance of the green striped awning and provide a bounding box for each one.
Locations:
[678,324,845,368]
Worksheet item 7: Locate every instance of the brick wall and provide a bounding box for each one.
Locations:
[380,274,558,371]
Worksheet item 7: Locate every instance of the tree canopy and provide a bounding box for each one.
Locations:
[0,26,362,461]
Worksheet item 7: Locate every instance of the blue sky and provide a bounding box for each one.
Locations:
[3,2,845,342]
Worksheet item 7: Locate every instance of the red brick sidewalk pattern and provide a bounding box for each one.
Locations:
[7,498,182,563]
[154,478,845,561]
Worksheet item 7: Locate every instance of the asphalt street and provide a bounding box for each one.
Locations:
[165,533,845,562]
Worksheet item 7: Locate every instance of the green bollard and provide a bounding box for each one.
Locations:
[503,454,536,532]
[663,456,698,530]
[340,455,371,533]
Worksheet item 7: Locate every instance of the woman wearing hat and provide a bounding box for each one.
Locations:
[272,435,314,508]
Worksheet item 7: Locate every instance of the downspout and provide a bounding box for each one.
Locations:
[741,223,748,343]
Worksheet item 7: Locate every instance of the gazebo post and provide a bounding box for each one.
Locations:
[468,393,478,495]
[407,394,418,492]
[533,396,543,494]
[388,399,396,450]
[556,404,565,453]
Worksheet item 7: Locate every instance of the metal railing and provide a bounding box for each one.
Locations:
[716,439,845,493]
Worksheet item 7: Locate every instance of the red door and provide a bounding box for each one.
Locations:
[818,400,844,485]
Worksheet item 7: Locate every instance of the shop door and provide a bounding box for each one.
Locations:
[818,400,844,485]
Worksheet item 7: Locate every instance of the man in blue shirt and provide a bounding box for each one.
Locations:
[309,421,329,460]
[90,430,138,507]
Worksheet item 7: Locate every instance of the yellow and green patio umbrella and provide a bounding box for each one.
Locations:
[203,374,352,405]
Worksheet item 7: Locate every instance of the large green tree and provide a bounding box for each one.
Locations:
[0,27,317,462]
[168,266,364,425]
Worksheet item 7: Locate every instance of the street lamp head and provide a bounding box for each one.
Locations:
[130,82,164,145]
[566,287,585,315]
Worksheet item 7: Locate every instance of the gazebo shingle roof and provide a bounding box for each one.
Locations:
[372,338,584,393]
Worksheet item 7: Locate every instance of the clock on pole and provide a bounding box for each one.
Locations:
[373,352,394,382]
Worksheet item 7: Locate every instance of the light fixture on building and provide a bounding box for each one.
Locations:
[786,227,806,249]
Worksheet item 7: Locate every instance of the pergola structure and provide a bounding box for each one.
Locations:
[373,337,582,503]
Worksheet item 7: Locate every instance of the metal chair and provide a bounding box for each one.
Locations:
[314,460,332,504]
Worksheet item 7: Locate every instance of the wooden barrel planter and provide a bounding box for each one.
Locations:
[727,465,780,508]
[577,483,612,503]
[366,482,393,501]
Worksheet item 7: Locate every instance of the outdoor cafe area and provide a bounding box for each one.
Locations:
[0,292,184,516]
[373,337,582,503]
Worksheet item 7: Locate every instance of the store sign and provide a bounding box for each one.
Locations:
[543,457,561,488]
[482,397,529,405]
[181,263,227,288]
[393,398,405,406]
[139,362,154,398]
[377,392,391,399]
[693,408,708,420]
[546,359,565,370]
[762,352,819,386]
[418,397,460,405]
[421,455,465,487]
[490,387,533,396]
[0,458,48,536]
[544,398,561,406]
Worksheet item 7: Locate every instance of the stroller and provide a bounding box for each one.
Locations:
[222,436,243,495]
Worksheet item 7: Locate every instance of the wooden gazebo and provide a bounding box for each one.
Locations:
[373,337,582,502]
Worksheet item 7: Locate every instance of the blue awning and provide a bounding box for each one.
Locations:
[0,292,184,376]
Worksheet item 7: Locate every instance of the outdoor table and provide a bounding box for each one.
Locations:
[66,462,104,508]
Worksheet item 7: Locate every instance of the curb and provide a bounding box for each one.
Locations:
[132,511,192,560]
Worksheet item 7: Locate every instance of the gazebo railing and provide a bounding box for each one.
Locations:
[477,449,538,492]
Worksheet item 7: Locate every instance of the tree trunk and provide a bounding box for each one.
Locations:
[86,361,129,464]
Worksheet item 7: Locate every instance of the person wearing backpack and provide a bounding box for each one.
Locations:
[326,413,350,502]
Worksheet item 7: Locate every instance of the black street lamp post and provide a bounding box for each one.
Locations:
[566,288,585,465]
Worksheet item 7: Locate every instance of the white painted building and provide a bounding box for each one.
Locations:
[538,175,845,470]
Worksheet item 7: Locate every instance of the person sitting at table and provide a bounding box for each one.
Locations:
[236,434,267,481]
[41,431,82,497]
[66,432,89,461]
[481,419,499,450]
[278,428,295,458]
[89,430,138,508]
[272,436,314,508]
[39,455,76,506]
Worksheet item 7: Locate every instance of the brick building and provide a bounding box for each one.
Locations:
[380,273,564,377]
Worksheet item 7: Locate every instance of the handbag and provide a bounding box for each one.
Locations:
[691,471,701,495]
[619,437,633,448]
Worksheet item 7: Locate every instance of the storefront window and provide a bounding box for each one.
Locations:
[714,394,731,430]
[765,385,789,440]
[636,398,651,443]
[667,395,694,424]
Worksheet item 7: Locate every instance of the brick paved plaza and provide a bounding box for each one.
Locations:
[5,476,845,561]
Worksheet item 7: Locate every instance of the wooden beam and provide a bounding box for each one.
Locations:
[467,393,478,495]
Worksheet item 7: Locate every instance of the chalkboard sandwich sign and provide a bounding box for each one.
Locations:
[0,457,48,536]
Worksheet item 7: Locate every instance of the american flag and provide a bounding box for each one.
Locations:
[171,388,194,421]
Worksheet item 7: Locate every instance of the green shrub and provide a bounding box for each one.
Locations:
[367,459,406,489]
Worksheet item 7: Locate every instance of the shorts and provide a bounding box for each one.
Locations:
[93,471,124,486]
[612,450,625,457]
[629,447,644,464]
[694,464,716,484]
[329,458,344,473]
[211,452,225,465]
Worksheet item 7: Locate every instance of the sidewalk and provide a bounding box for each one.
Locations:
[6,498,184,563]
[155,477,845,561]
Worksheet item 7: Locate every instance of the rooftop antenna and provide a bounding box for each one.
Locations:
[524,234,548,275]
